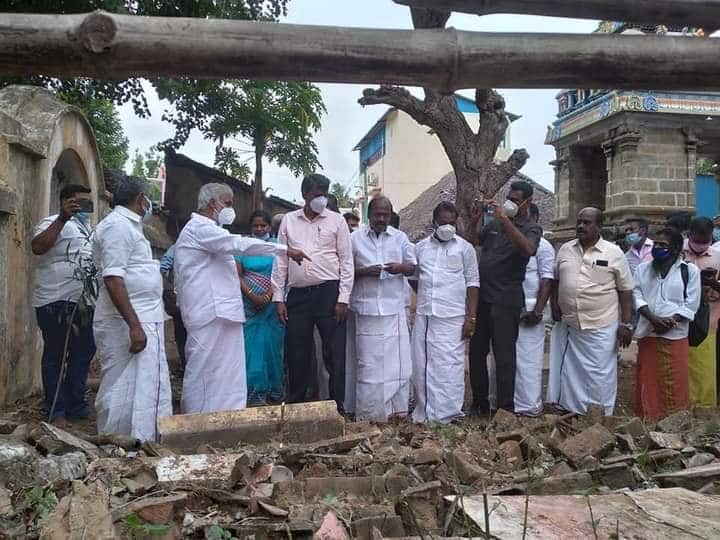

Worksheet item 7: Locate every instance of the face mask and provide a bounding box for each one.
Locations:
[626,232,641,246]
[651,246,673,263]
[309,196,328,214]
[503,199,519,218]
[434,223,456,242]
[217,207,236,226]
[142,195,153,223]
[713,228,720,243]
[689,239,711,255]
[254,232,271,241]
[75,212,91,224]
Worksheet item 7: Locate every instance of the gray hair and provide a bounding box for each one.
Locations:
[113,174,150,207]
[198,182,233,210]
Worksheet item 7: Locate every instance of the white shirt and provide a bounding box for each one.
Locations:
[349,225,416,316]
[412,234,480,318]
[522,237,555,312]
[32,215,93,308]
[633,259,701,340]
[93,206,164,323]
[175,213,288,330]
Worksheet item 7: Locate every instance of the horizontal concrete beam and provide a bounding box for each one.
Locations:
[2,11,720,90]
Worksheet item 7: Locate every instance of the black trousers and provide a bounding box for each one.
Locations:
[35,301,96,419]
[469,301,521,412]
[172,313,187,367]
[285,281,346,411]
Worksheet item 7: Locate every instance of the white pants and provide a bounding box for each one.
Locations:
[94,320,172,442]
[411,315,465,424]
[182,318,246,414]
[348,311,411,422]
[547,320,619,415]
[514,321,546,416]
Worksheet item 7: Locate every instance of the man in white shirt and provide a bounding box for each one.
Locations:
[32,184,96,422]
[175,183,307,414]
[346,196,416,422]
[93,175,172,442]
[514,204,555,416]
[410,202,479,423]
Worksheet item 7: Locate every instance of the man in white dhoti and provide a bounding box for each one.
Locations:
[93,175,172,442]
[346,196,416,422]
[514,204,555,416]
[174,183,307,414]
[410,202,479,424]
[548,207,634,415]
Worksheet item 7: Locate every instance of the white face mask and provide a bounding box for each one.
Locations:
[217,206,236,226]
[309,196,328,214]
[435,223,456,242]
[142,195,153,223]
[503,199,519,218]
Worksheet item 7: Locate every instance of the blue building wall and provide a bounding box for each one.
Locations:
[696,174,719,218]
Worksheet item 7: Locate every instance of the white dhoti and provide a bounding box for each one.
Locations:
[182,318,246,414]
[411,314,465,424]
[514,321,546,416]
[350,311,411,422]
[547,320,619,415]
[94,319,172,442]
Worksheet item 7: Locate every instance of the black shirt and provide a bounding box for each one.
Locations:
[477,215,543,307]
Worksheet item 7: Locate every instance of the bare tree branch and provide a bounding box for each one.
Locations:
[359,85,435,126]
[490,149,531,193]
[410,7,451,29]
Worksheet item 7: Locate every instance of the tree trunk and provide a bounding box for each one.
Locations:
[1,11,720,90]
[395,0,720,30]
[252,129,265,210]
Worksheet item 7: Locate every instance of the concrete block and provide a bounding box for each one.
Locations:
[558,424,615,466]
[0,184,16,215]
[158,401,344,453]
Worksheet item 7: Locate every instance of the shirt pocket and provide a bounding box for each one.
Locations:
[446,254,463,272]
[588,265,614,285]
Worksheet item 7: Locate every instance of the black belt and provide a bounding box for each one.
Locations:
[290,280,339,292]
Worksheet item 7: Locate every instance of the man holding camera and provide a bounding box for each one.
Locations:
[31,184,96,423]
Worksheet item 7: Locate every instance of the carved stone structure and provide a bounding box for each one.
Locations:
[0,85,104,405]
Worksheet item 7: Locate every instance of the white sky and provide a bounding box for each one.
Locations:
[118,1,598,204]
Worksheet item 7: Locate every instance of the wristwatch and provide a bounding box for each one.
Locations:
[619,322,634,331]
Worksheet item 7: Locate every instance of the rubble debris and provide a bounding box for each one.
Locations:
[280,429,382,464]
[498,440,524,466]
[29,422,102,458]
[41,480,117,540]
[158,400,344,452]
[656,410,693,433]
[525,471,593,495]
[492,409,520,431]
[34,452,88,484]
[584,403,605,425]
[0,437,38,487]
[444,450,484,485]
[0,486,13,518]
[655,462,720,490]
[125,493,187,524]
[450,488,720,538]
[649,431,685,450]
[314,511,350,540]
[271,464,294,483]
[558,424,615,466]
[351,514,405,540]
[687,453,716,468]
[155,453,241,486]
[0,418,19,435]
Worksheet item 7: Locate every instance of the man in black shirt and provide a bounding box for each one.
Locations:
[469,180,542,414]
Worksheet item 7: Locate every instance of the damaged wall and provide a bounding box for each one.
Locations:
[0,86,104,406]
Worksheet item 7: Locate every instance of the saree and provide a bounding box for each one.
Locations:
[237,252,284,403]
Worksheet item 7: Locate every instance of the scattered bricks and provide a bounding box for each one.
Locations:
[155,453,242,487]
[158,400,344,453]
[578,456,599,471]
[280,430,382,465]
[496,431,524,443]
[411,445,443,465]
[519,435,543,460]
[558,424,615,466]
[687,453,716,469]
[654,463,720,491]
[492,409,520,431]
[594,463,637,490]
[498,440,524,466]
[649,431,685,451]
[657,410,693,433]
[0,437,39,488]
[616,417,647,439]
[41,480,116,540]
[29,423,102,458]
[304,476,387,499]
[444,450,485,485]
[351,514,405,540]
[273,480,305,509]
[397,482,442,537]
[585,404,605,426]
[527,471,593,495]
[126,493,187,525]
[615,433,637,453]
[550,461,574,476]
[0,419,19,435]
[33,452,88,484]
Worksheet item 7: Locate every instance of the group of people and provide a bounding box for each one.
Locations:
[31,172,720,443]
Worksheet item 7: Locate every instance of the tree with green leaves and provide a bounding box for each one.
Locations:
[130,147,163,200]
[330,182,354,208]
[157,79,325,208]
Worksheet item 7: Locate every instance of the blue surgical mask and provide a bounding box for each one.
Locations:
[75,212,91,224]
[651,246,673,263]
[255,232,271,241]
[626,232,641,246]
[713,228,720,243]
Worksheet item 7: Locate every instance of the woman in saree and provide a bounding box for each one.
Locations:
[235,210,284,406]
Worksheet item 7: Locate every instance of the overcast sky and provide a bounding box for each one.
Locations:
[118,1,597,203]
